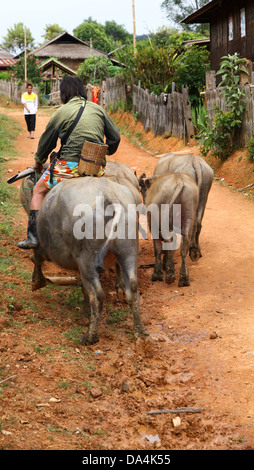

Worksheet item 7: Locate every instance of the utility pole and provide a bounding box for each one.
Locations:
[132,0,137,55]
[24,25,27,84]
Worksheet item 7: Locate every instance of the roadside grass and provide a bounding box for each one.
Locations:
[106,303,130,325]
[111,112,148,149]
[0,112,23,239]
[0,112,39,325]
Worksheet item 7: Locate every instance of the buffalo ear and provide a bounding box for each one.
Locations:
[138,173,147,187]
[143,177,154,189]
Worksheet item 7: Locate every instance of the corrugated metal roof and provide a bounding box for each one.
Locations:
[0,49,14,59]
[0,58,17,68]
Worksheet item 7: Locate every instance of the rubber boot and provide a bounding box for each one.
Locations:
[18,210,39,249]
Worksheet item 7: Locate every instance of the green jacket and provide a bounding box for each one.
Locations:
[34,97,121,164]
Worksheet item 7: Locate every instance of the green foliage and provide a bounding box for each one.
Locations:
[107,99,127,113]
[42,24,65,42]
[74,18,132,54]
[0,72,11,82]
[107,65,124,77]
[133,44,177,95]
[161,0,209,34]
[65,287,83,308]
[114,44,136,82]
[153,27,207,51]
[191,103,207,134]
[199,53,247,161]
[199,107,241,161]
[74,18,112,53]
[0,114,21,157]
[247,135,254,162]
[1,23,34,54]
[77,56,113,85]
[104,20,132,45]
[10,55,42,87]
[0,114,21,237]
[216,54,247,118]
[115,32,209,100]
[173,45,210,107]
[106,305,130,325]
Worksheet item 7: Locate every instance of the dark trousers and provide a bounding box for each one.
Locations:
[25,114,36,132]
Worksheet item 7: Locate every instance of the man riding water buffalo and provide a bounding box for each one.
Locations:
[18,76,121,250]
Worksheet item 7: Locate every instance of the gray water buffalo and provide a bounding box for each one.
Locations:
[20,160,140,213]
[104,174,142,206]
[30,177,148,345]
[102,173,142,295]
[141,172,199,287]
[20,161,142,298]
[104,161,140,191]
[140,152,214,261]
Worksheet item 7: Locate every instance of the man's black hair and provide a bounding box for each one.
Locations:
[60,75,87,104]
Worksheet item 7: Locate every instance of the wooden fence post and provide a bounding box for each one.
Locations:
[182,86,195,141]
[102,79,196,143]
[206,70,216,90]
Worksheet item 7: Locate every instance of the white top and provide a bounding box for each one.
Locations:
[21,91,38,115]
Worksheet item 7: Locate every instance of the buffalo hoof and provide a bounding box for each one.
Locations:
[31,277,47,291]
[80,332,99,345]
[178,277,190,287]
[152,271,163,282]
[189,247,201,262]
[134,323,149,339]
[165,272,176,284]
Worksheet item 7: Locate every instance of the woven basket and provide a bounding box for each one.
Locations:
[78,139,108,176]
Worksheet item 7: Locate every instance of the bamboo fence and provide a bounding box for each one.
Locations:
[204,83,254,147]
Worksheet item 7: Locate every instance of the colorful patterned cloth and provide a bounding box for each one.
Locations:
[42,159,105,189]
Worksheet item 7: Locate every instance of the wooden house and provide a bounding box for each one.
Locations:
[182,0,254,74]
[38,57,77,97]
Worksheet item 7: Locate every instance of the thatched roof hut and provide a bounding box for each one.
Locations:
[31,32,111,71]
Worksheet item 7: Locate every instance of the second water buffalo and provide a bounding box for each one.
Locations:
[141,172,199,287]
[142,152,214,261]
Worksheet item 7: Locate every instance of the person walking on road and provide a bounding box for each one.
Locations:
[21,82,38,139]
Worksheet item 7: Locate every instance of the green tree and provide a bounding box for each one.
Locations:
[11,55,42,87]
[1,23,35,55]
[161,0,209,34]
[133,44,177,95]
[198,53,247,161]
[76,56,113,85]
[42,24,65,42]
[114,44,136,83]
[173,45,210,107]
[73,18,112,53]
[153,26,206,50]
[104,21,132,45]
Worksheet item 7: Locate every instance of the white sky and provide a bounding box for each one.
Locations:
[0,0,172,48]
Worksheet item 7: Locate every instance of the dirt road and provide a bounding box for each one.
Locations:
[0,106,254,450]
